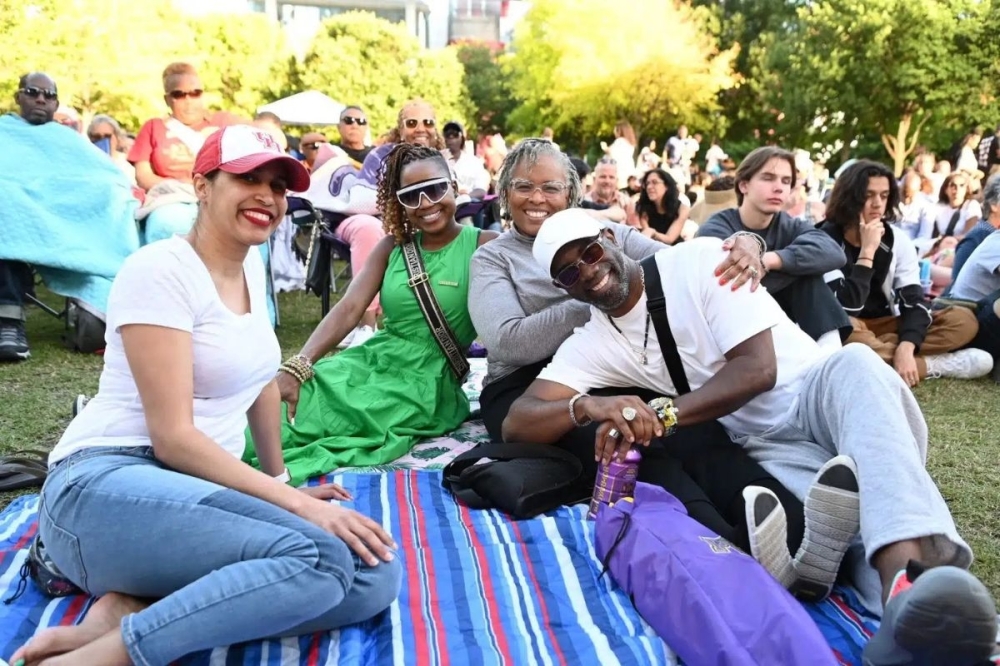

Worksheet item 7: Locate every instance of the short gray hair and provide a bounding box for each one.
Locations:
[495,138,582,227]
[87,114,125,141]
[983,173,1000,218]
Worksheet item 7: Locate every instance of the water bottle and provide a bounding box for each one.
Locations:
[588,447,641,519]
[919,258,932,294]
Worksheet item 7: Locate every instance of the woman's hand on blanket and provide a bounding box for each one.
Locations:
[579,396,661,464]
[276,371,302,424]
[302,501,397,566]
[301,483,353,501]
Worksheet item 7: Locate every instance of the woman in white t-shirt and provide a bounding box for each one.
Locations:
[12,126,401,666]
[915,171,982,257]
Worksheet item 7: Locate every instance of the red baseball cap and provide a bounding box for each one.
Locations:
[193,124,311,192]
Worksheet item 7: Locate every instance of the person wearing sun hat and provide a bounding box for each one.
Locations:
[9,123,402,666]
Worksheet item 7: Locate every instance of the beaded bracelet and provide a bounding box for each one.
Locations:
[726,231,767,258]
[279,354,315,384]
[569,393,592,427]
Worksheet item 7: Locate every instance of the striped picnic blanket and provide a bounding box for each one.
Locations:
[0,470,878,665]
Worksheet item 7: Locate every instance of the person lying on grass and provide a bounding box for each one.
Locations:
[12,125,400,666]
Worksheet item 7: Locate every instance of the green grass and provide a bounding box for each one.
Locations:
[2,287,999,600]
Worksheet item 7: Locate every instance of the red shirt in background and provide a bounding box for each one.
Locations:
[128,112,244,183]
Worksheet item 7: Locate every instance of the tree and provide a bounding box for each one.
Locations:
[0,0,196,129]
[297,12,470,138]
[772,0,992,175]
[692,0,803,143]
[504,0,735,148]
[455,41,517,137]
[186,14,294,119]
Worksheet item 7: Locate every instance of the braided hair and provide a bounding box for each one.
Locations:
[377,142,453,244]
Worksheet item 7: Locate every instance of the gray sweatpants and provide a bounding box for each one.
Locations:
[738,343,971,615]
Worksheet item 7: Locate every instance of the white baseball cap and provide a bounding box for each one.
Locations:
[531,209,605,276]
[193,124,310,192]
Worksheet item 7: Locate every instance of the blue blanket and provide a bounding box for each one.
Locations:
[0,471,879,665]
[0,114,139,315]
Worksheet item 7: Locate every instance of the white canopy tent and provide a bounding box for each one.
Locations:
[257,91,345,127]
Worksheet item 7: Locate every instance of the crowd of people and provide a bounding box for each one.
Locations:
[4,62,1000,666]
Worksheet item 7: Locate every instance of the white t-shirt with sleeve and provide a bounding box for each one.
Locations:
[50,236,282,465]
[537,238,829,437]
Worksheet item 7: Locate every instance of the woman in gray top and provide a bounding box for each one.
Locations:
[465,140,844,586]
[469,139,764,442]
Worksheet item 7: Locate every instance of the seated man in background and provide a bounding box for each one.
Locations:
[0,72,60,361]
[698,147,850,349]
[504,210,998,666]
[819,160,992,386]
[2,72,140,359]
[443,120,490,201]
[583,157,637,227]
[335,105,373,166]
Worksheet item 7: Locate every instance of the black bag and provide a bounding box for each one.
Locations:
[442,443,587,519]
[63,300,106,354]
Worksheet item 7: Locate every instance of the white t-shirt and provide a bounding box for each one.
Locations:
[537,238,829,438]
[50,237,281,464]
[951,230,1000,301]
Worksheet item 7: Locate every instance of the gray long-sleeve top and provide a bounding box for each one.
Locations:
[696,209,845,293]
[469,222,663,385]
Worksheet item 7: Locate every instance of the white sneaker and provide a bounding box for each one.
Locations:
[924,348,994,379]
[348,325,376,348]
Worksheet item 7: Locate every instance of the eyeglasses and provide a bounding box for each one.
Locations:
[301,141,327,150]
[19,86,57,100]
[340,116,368,126]
[510,179,568,198]
[554,239,605,289]
[403,118,436,129]
[168,89,203,100]
[396,177,451,209]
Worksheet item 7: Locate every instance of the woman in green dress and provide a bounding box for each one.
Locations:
[251,143,498,483]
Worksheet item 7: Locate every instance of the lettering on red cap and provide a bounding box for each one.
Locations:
[250,129,281,152]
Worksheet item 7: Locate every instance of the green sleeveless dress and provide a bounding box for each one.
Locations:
[249,225,480,484]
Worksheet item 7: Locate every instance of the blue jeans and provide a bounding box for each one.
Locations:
[40,446,402,665]
[0,258,33,318]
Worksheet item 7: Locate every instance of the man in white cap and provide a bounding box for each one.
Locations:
[502,208,998,666]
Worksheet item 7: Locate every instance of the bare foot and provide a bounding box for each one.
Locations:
[10,592,148,665]
[38,627,131,666]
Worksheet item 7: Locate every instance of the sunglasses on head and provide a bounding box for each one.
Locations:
[301,141,327,150]
[168,89,203,100]
[19,86,57,100]
[554,238,605,288]
[340,116,368,126]
[403,118,436,129]
[396,177,451,209]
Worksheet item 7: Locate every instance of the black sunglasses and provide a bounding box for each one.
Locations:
[340,116,368,126]
[19,86,57,100]
[168,89,203,100]
[554,239,605,288]
[403,118,436,129]
[89,133,113,142]
[301,141,327,150]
